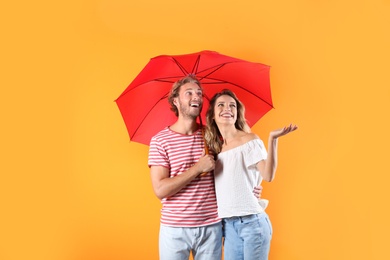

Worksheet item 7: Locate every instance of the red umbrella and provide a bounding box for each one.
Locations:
[115,50,273,145]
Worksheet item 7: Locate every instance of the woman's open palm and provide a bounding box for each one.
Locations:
[270,124,298,139]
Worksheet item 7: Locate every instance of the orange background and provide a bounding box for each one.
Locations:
[1,0,390,259]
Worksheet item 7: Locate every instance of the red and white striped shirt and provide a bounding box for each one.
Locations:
[148,127,220,227]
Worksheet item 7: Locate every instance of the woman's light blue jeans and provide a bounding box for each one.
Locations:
[222,212,272,260]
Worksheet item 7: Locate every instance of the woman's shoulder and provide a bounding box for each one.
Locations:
[241,132,260,143]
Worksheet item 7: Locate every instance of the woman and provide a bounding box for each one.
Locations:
[204,89,297,260]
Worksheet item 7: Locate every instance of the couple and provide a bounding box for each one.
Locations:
[148,75,298,260]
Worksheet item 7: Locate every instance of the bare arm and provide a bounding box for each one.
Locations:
[258,124,298,182]
[150,153,215,200]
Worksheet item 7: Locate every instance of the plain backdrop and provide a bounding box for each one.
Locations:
[1,0,390,259]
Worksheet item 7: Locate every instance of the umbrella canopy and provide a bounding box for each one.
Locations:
[115,50,273,145]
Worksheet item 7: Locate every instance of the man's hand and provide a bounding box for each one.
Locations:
[253,185,263,199]
[195,152,215,174]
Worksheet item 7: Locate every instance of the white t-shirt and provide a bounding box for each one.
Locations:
[214,138,268,218]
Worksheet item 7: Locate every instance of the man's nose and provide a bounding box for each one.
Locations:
[194,94,202,99]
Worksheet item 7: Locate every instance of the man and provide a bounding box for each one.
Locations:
[148,76,261,260]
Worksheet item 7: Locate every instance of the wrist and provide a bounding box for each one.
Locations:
[269,135,278,142]
[193,164,202,175]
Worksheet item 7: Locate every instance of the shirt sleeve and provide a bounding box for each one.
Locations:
[244,139,268,169]
[148,136,169,168]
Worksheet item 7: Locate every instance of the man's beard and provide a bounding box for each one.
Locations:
[178,100,202,119]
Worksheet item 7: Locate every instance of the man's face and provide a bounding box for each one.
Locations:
[175,82,203,119]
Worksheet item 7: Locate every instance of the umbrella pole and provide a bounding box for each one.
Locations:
[201,128,209,155]
[199,116,209,177]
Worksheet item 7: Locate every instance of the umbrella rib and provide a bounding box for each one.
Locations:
[194,64,225,81]
[171,54,202,76]
[196,63,273,108]
[116,77,181,99]
[154,78,183,83]
[172,57,189,76]
[201,77,273,108]
[130,93,170,141]
[192,55,201,74]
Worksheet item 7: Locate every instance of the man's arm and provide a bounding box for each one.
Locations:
[150,154,215,200]
[253,185,263,198]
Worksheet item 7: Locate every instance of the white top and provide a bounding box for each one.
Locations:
[214,139,269,218]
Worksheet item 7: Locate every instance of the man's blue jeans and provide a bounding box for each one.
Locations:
[159,222,222,260]
[223,212,272,260]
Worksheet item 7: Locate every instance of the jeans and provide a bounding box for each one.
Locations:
[223,212,272,260]
[159,222,222,260]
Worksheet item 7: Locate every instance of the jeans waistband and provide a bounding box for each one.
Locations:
[223,213,262,222]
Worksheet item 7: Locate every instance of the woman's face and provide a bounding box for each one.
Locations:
[213,95,237,126]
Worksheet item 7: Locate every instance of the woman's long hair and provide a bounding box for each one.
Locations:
[205,89,250,154]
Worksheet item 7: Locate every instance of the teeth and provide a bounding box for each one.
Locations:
[190,104,199,107]
[221,113,233,117]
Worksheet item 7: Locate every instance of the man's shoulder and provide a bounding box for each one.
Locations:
[151,127,171,139]
[150,127,179,146]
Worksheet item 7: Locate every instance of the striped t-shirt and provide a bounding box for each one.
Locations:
[148,127,220,227]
